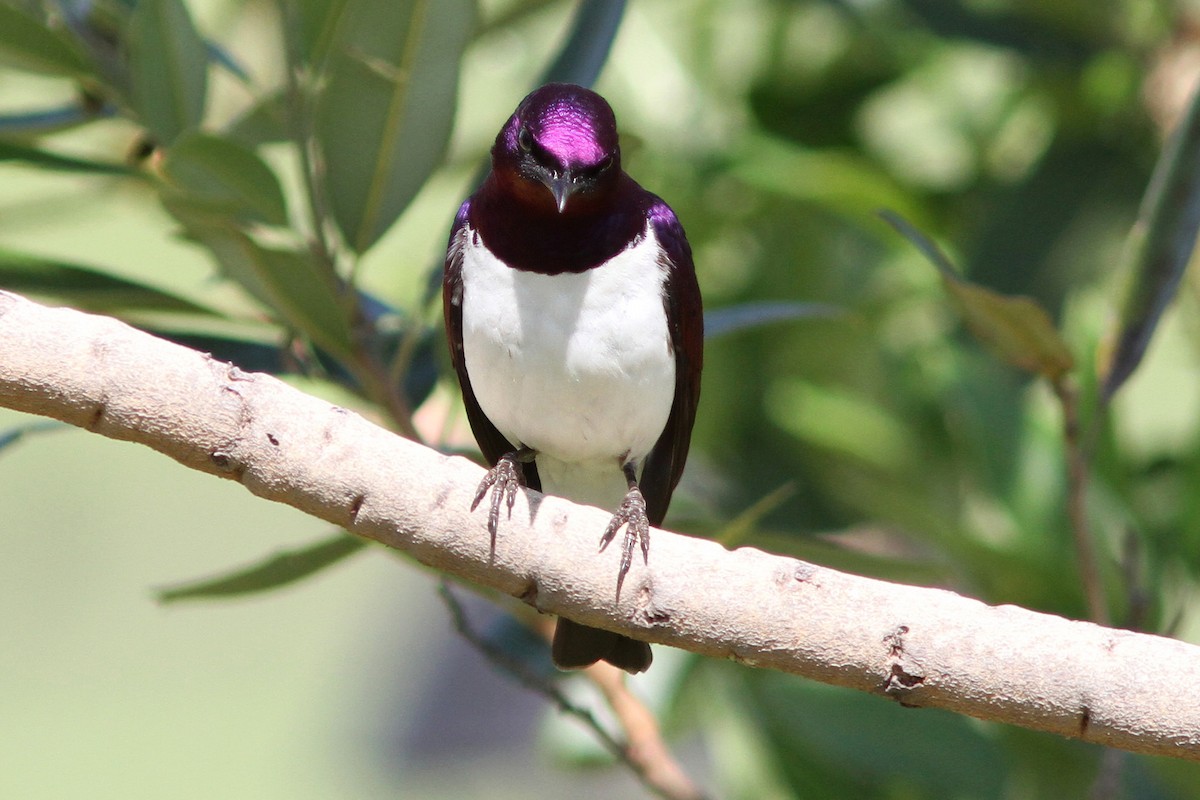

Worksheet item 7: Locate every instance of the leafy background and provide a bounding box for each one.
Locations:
[2,0,1200,797]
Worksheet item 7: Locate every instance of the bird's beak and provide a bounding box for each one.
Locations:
[546,172,575,213]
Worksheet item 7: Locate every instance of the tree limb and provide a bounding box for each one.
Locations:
[2,290,1199,761]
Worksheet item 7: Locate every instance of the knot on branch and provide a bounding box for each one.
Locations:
[636,583,671,627]
[883,624,926,706]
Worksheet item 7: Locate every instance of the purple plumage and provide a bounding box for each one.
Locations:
[443,84,703,673]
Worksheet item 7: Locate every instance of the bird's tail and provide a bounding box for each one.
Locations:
[551,616,652,673]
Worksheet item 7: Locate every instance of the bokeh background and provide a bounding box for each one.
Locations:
[4,0,1200,797]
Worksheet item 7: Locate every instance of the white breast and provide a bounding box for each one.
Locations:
[459,222,676,509]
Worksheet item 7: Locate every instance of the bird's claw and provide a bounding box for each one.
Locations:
[599,486,650,583]
[472,454,524,537]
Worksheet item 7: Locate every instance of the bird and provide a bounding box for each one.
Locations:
[442,83,702,673]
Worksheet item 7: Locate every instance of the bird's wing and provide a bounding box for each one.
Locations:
[442,200,541,489]
[639,201,703,526]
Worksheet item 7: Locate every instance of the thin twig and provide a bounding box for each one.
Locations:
[277,0,337,274]
[587,663,709,800]
[352,350,420,440]
[1120,527,1151,632]
[387,312,430,401]
[276,1,419,440]
[436,583,705,800]
[435,587,628,755]
[1053,376,1109,625]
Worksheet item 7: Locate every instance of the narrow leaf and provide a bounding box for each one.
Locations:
[56,0,133,91]
[538,0,626,87]
[396,328,439,411]
[315,0,474,253]
[157,331,313,377]
[172,217,355,360]
[224,90,288,147]
[0,102,116,136]
[127,0,208,145]
[880,210,959,280]
[735,135,921,222]
[292,0,352,68]
[250,245,355,361]
[1101,79,1200,401]
[768,379,918,470]
[717,483,797,547]
[942,280,1075,380]
[460,0,625,193]
[706,301,841,340]
[882,210,1075,381]
[0,5,90,77]
[0,248,210,314]
[160,133,288,226]
[205,39,250,83]
[0,140,133,175]
[158,532,367,602]
[0,420,66,454]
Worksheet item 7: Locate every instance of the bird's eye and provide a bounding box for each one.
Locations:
[517,127,533,153]
[582,154,614,179]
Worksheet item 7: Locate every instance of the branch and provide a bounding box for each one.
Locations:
[2,290,1199,761]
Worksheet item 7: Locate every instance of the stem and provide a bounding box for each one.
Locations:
[352,350,419,440]
[437,584,707,800]
[276,0,419,441]
[277,0,336,271]
[1054,376,1109,625]
[588,663,710,800]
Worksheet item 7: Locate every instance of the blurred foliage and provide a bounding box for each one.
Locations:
[2,0,1200,797]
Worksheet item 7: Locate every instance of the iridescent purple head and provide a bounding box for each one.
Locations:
[492,83,622,213]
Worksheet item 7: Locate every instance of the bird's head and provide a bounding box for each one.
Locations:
[491,83,622,214]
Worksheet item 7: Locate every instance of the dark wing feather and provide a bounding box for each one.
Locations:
[638,200,703,526]
[442,199,541,490]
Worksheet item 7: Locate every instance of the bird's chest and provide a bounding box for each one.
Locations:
[459,223,676,465]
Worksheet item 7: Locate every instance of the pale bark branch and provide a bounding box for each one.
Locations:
[2,290,1199,761]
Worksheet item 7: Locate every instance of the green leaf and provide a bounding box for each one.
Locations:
[736,134,924,222]
[943,279,1075,381]
[171,217,355,360]
[716,483,796,547]
[767,378,919,470]
[160,133,288,226]
[744,673,1009,798]
[0,5,91,77]
[882,210,1075,381]
[314,0,474,253]
[57,0,133,92]
[0,248,211,315]
[1102,77,1200,401]
[743,527,951,587]
[292,0,352,68]
[0,140,134,175]
[127,0,208,145]
[158,532,368,602]
[224,90,288,147]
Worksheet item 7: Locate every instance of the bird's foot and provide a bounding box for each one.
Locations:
[471,448,533,537]
[599,485,651,583]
